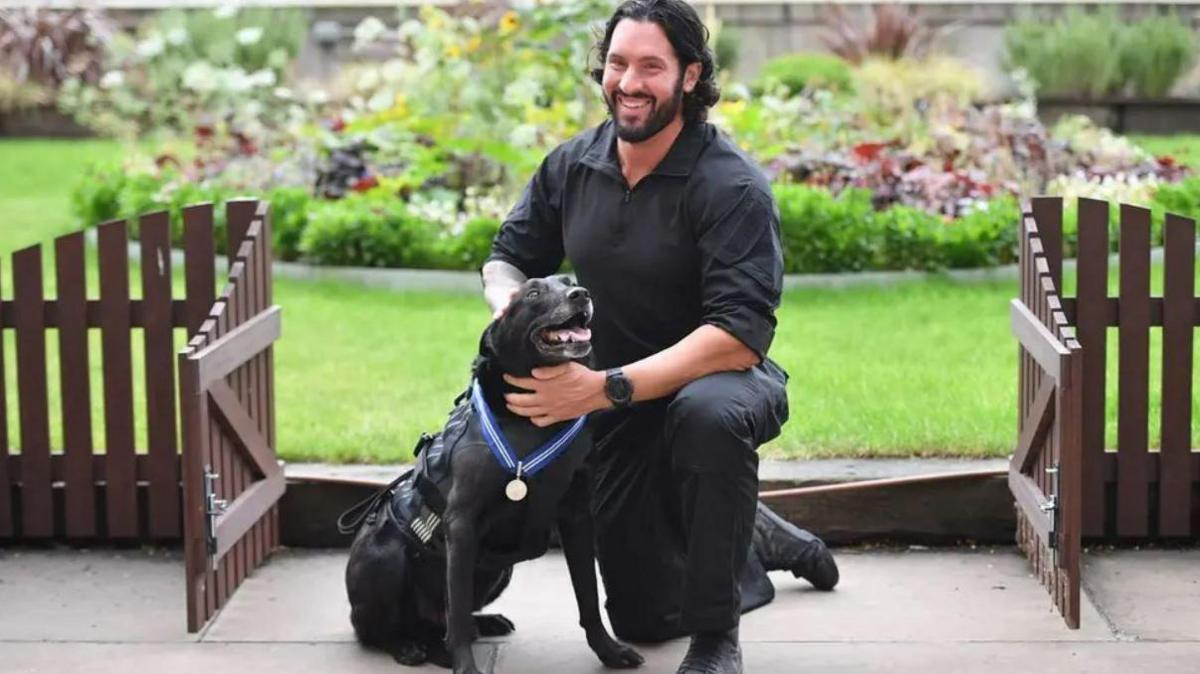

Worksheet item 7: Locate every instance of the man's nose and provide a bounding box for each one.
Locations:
[568,287,590,302]
[619,70,643,96]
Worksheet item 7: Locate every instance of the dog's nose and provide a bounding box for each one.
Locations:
[568,287,590,301]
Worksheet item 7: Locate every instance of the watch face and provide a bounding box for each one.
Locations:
[606,373,632,402]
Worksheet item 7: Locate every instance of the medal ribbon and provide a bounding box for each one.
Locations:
[470,378,588,481]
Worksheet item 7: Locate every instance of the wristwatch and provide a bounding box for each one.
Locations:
[604,368,634,409]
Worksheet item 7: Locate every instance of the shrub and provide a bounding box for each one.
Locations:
[712,23,740,75]
[773,183,1022,273]
[773,184,876,272]
[267,186,312,261]
[752,53,854,97]
[439,216,501,271]
[1120,12,1196,98]
[1004,6,1125,98]
[872,205,945,270]
[817,4,939,65]
[941,197,1021,268]
[300,193,443,268]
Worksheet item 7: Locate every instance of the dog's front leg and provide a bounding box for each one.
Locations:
[445,515,484,674]
[558,481,644,668]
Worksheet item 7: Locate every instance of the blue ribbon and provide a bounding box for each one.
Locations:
[470,378,588,479]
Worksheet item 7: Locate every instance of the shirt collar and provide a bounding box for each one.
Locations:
[581,118,708,182]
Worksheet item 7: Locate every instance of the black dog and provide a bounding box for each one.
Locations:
[343,275,644,674]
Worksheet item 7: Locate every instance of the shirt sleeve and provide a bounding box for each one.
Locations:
[694,185,784,359]
[484,151,565,279]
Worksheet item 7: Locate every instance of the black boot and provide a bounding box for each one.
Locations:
[675,627,743,674]
[753,501,839,591]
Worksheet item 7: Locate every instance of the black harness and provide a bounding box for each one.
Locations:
[337,390,473,556]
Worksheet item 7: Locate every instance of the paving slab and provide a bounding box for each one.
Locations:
[1082,548,1200,641]
[0,546,189,643]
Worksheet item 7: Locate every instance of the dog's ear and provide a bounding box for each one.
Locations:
[472,321,497,380]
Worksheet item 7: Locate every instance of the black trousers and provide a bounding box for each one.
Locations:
[589,358,790,643]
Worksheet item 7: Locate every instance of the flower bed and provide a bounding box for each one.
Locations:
[52,3,1200,274]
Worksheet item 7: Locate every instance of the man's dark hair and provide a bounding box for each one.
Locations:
[589,0,720,125]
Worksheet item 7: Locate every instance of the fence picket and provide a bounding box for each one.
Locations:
[55,231,95,538]
[0,254,9,538]
[1075,199,1109,538]
[140,212,180,538]
[98,220,138,538]
[13,245,52,537]
[1159,213,1194,537]
[1116,204,1151,537]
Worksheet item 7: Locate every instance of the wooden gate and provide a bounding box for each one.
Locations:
[1011,198,1084,629]
[179,199,283,632]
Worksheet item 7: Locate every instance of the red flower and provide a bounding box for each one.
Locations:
[352,175,379,192]
[329,116,346,133]
[1158,155,1177,168]
[852,142,888,163]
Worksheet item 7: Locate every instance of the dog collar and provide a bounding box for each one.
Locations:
[470,378,588,502]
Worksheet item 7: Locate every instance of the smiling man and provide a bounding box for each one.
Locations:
[480,1,838,671]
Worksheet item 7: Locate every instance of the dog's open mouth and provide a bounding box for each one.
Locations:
[534,307,593,358]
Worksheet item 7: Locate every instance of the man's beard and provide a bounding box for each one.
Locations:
[605,76,684,143]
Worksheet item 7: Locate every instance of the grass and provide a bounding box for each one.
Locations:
[1,136,1199,463]
[1131,134,1200,169]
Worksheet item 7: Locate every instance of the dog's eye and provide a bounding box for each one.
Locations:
[526,289,540,299]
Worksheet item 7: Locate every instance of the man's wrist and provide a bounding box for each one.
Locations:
[592,368,613,411]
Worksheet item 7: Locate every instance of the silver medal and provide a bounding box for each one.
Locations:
[505,478,528,502]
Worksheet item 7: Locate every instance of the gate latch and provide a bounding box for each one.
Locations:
[204,465,228,564]
[1041,464,1060,550]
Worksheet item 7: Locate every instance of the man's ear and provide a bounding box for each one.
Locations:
[683,62,701,93]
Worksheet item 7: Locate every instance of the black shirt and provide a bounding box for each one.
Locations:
[485,118,784,370]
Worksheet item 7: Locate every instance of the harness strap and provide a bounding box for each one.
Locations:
[335,433,436,535]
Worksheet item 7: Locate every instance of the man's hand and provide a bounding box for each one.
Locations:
[504,362,609,427]
[488,287,519,319]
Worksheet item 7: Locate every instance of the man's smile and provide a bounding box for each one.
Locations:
[618,95,652,112]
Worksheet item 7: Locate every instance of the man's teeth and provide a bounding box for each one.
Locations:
[620,97,650,109]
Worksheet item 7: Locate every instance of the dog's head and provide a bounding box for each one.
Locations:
[477,275,594,379]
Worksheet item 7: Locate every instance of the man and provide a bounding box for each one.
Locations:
[480,1,838,671]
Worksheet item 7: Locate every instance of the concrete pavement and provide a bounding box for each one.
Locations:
[1,545,1198,673]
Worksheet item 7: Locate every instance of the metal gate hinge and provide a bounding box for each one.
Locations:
[204,466,227,568]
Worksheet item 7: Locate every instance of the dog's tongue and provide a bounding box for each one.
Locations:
[547,327,592,343]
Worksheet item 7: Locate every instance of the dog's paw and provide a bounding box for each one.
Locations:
[473,612,516,637]
[591,635,645,669]
[390,640,427,666]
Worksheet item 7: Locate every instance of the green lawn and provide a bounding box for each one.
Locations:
[1130,134,1200,169]
[0,137,1196,463]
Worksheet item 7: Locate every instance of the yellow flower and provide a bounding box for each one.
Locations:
[445,44,462,59]
[499,11,519,36]
[467,35,483,54]
[390,93,408,118]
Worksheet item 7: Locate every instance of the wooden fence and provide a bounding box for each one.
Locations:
[1027,196,1200,542]
[0,200,281,553]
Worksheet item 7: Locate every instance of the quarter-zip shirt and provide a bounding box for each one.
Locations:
[486,119,784,370]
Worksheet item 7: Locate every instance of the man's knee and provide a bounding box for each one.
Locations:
[666,371,757,472]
